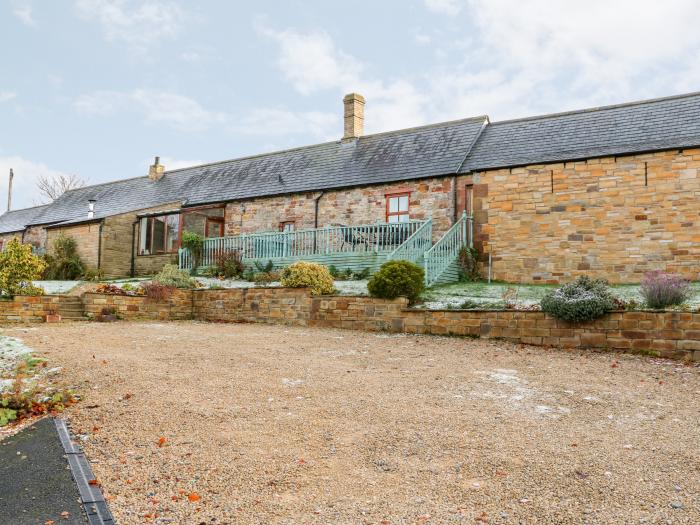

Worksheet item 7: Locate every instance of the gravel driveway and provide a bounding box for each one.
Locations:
[7,322,700,524]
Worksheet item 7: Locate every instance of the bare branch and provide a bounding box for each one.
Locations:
[36,173,87,202]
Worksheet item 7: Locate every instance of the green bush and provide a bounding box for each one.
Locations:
[43,234,85,280]
[153,264,197,289]
[367,260,425,304]
[181,231,204,273]
[458,246,481,282]
[540,276,616,322]
[0,239,47,296]
[280,261,336,295]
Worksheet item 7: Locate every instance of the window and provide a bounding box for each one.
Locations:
[205,217,224,238]
[386,193,410,223]
[280,221,295,232]
[138,214,180,255]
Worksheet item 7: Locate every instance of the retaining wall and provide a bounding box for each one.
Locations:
[3,288,698,361]
[0,295,63,322]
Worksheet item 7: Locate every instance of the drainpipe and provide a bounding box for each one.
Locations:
[313,191,325,252]
[451,175,458,224]
[97,220,104,271]
[130,219,138,277]
[313,191,325,228]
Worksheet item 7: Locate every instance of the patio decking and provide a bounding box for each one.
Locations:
[179,215,473,284]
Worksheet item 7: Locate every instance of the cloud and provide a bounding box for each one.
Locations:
[423,0,463,15]
[74,0,184,52]
[74,89,227,131]
[13,4,37,26]
[258,24,428,132]
[0,92,17,103]
[257,25,363,96]
[234,108,338,141]
[442,0,700,119]
[414,34,432,45]
[0,156,74,209]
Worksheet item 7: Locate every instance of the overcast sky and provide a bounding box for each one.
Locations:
[2,0,700,209]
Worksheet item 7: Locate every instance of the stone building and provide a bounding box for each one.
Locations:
[0,91,698,283]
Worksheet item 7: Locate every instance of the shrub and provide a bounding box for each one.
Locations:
[154,264,197,289]
[0,239,47,296]
[95,283,127,295]
[141,282,175,302]
[42,234,84,280]
[640,271,690,309]
[213,250,244,279]
[367,260,425,304]
[253,271,281,286]
[254,260,274,273]
[280,261,335,295]
[181,231,204,273]
[540,276,616,322]
[458,246,481,282]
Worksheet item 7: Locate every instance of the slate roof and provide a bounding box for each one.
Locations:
[11,90,700,232]
[460,91,700,172]
[167,116,487,206]
[26,116,487,226]
[0,205,50,234]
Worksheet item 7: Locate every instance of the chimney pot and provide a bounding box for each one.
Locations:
[343,93,365,141]
[148,156,165,181]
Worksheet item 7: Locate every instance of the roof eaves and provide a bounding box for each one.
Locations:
[466,142,700,172]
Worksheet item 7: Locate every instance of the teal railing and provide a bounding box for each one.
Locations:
[424,211,473,286]
[179,220,428,270]
[386,218,433,265]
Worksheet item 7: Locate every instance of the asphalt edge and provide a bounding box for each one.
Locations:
[54,418,116,525]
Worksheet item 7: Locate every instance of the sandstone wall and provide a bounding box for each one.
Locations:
[82,289,192,321]
[464,149,700,283]
[0,295,62,322]
[224,177,456,239]
[46,223,101,269]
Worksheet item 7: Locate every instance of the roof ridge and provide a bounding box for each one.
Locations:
[1,203,50,215]
[490,91,700,126]
[163,115,489,175]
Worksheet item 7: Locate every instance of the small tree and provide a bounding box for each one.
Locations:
[367,260,425,304]
[0,239,47,296]
[181,231,204,273]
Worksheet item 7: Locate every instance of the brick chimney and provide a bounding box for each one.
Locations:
[148,156,165,181]
[343,93,365,141]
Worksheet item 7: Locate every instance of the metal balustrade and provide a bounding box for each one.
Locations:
[424,212,473,286]
[179,220,427,270]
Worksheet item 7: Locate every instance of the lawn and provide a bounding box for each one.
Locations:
[6,322,700,524]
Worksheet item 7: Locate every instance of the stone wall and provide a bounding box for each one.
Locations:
[0,295,62,322]
[224,177,456,239]
[191,288,700,361]
[464,149,700,284]
[46,223,101,269]
[104,202,182,278]
[82,289,192,321]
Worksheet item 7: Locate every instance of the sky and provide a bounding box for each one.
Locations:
[2,0,700,210]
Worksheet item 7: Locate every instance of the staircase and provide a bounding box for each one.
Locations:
[56,296,88,321]
[423,212,473,287]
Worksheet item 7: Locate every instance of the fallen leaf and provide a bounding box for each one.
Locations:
[88,479,100,486]
[60,511,70,519]
[188,493,201,502]
[158,437,167,447]
[44,521,55,525]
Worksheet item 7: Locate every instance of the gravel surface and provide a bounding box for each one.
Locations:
[7,322,700,524]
